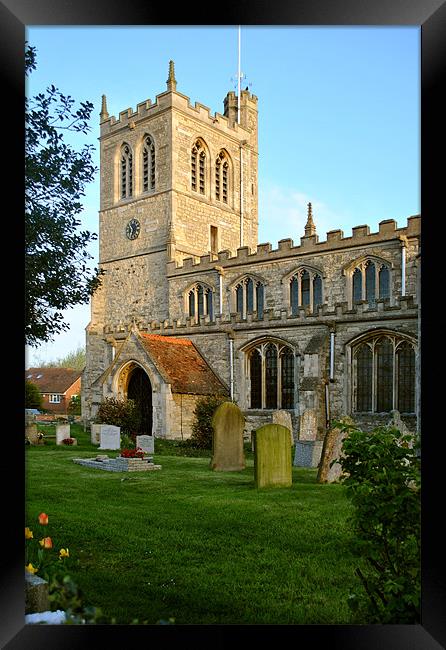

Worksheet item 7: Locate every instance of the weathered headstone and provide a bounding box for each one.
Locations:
[136,434,154,454]
[210,402,245,471]
[25,571,49,614]
[299,408,318,440]
[25,416,44,445]
[387,410,412,438]
[91,424,102,445]
[317,416,355,483]
[56,423,71,445]
[254,423,292,488]
[293,440,324,468]
[272,410,294,445]
[98,425,121,450]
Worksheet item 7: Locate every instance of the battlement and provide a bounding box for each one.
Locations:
[167,216,420,277]
[100,86,257,139]
[103,293,418,339]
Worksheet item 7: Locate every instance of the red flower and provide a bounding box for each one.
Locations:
[39,536,53,549]
[38,513,48,525]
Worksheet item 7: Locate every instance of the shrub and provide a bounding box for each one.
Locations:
[190,394,228,449]
[336,422,421,624]
[67,395,81,416]
[120,433,136,450]
[95,397,141,436]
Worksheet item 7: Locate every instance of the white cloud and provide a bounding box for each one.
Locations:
[258,183,348,246]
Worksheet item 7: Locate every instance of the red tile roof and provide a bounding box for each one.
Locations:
[25,368,82,394]
[138,333,228,396]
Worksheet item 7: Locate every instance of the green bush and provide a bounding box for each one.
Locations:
[190,394,228,449]
[95,397,141,436]
[25,380,43,410]
[336,422,421,624]
[67,395,81,416]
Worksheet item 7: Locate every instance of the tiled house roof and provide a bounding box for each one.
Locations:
[138,333,228,396]
[25,368,82,394]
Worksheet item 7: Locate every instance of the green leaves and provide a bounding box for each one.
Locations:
[338,424,421,623]
[25,43,103,346]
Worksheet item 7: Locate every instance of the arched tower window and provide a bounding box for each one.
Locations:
[191,140,206,195]
[232,276,265,320]
[142,135,155,192]
[186,283,214,323]
[246,339,295,410]
[351,332,416,414]
[120,144,133,199]
[288,268,323,314]
[215,151,229,203]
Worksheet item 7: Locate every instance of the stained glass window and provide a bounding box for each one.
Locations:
[353,268,362,303]
[281,348,294,409]
[379,266,390,300]
[356,344,373,412]
[290,276,299,315]
[397,342,415,413]
[376,338,394,412]
[365,262,376,306]
[265,344,278,409]
[313,275,322,308]
[256,284,264,319]
[250,349,262,409]
[301,270,310,306]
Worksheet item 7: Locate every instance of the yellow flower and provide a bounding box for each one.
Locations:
[25,563,38,574]
[59,548,69,559]
[25,527,33,540]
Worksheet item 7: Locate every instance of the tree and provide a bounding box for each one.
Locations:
[34,346,86,371]
[25,44,102,347]
[25,380,43,410]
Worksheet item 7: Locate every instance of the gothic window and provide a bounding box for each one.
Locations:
[187,283,214,323]
[348,258,391,307]
[352,333,416,414]
[142,135,155,192]
[250,349,262,409]
[247,340,295,410]
[289,268,323,315]
[215,151,229,203]
[233,277,265,320]
[191,140,206,195]
[120,144,133,199]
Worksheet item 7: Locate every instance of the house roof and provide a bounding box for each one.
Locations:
[138,333,228,396]
[25,368,82,394]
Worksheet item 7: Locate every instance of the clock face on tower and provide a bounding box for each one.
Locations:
[126,218,140,240]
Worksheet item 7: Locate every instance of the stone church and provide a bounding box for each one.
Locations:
[81,61,420,450]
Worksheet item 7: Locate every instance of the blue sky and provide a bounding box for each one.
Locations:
[25,25,420,367]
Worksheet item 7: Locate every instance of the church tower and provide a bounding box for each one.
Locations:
[82,62,258,417]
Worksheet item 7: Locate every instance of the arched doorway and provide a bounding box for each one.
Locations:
[127,366,153,436]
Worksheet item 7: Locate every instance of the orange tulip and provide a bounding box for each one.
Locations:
[38,513,48,525]
[39,536,53,549]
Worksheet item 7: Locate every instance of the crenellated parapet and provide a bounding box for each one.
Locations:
[100,87,258,140]
[166,215,420,277]
[103,293,418,339]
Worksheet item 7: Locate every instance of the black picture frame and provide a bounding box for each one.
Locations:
[4,1,445,647]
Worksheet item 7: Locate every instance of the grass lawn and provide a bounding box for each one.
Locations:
[25,424,365,625]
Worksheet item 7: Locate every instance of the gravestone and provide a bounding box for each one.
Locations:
[254,424,292,488]
[136,435,154,454]
[299,408,318,440]
[293,440,323,468]
[26,422,39,445]
[272,410,294,445]
[91,424,102,445]
[98,425,121,450]
[317,416,355,483]
[25,571,49,614]
[56,423,71,445]
[210,402,245,471]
